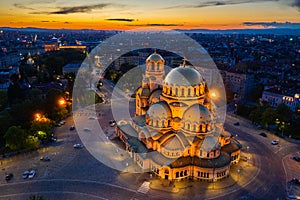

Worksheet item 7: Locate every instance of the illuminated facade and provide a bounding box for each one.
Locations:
[116,52,242,181]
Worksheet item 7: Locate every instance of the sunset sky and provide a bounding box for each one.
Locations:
[0,0,300,30]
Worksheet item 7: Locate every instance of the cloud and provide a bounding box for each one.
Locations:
[243,21,300,29]
[13,3,35,10]
[291,0,300,11]
[105,18,135,22]
[50,3,111,14]
[164,0,279,9]
[31,3,122,15]
[39,20,57,23]
[127,23,183,27]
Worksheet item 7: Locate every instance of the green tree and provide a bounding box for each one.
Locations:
[276,103,292,122]
[4,126,27,150]
[249,107,262,125]
[30,117,54,139]
[0,91,8,110]
[261,108,277,129]
[45,89,67,121]
[24,135,39,150]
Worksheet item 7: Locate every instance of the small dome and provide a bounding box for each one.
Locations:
[182,104,211,124]
[146,53,164,63]
[146,101,171,119]
[141,88,150,97]
[164,66,202,87]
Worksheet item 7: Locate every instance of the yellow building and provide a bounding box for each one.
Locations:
[116,51,242,181]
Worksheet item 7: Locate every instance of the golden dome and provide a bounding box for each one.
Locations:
[182,104,212,124]
[146,101,171,120]
[164,66,202,87]
[146,52,165,63]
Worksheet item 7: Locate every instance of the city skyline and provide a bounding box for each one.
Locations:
[1,0,300,30]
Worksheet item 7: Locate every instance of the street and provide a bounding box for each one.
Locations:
[0,80,299,200]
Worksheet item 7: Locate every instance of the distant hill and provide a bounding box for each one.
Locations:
[177,28,300,35]
[1,27,300,35]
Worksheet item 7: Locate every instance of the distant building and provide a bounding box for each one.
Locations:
[221,70,256,101]
[44,43,59,52]
[261,87,300,112]
[62,63,81,74]
[0,67,19,90]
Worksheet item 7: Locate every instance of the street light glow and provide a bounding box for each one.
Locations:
[58,98,66,106]
[211,91,217,98]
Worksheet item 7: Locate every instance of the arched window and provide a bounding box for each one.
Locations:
[175,88,178,96]
[188,88,191,96]
[151,63,155,71]
[194,87,197,96]
[181,88,185,97]
[176,172,179,178]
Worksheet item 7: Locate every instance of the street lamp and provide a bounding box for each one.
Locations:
[35,113,41,121]
[58,98,66,106]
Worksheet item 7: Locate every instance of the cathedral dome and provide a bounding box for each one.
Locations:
[146,101,171,120]
[182,104,211,124]
[146,52,165,63]
[164,66,202,87]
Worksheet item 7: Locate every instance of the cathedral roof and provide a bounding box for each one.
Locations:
[170,152,231,168]
[146,101,171,119]
[182,104,212,124]
[164,66,202,87]
[146,52,165,62]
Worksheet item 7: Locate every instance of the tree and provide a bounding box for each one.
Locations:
[249,107,262,125]
[45,89,66,121]
[276,103,292,122]
[30,117,54,139]
[0,91,8,110]
[24,135,39,150]
[261,108,277,129]
[4,126,27,150]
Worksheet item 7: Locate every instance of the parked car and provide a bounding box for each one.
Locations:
[83,128,91,132]
[28,170,36,179]
[5,173,13,181]
[40,155,50,161]
[271,140,279,145]
[60,120,66,125]
[234,122,240,126]
[69,126,75,131]
[49,137,57,142]
[259,132,267,137]
[73,143,84,149]
[22,170,29,179]
[88,116,96,120]
[292,157,300,162]
[109,120,116,127]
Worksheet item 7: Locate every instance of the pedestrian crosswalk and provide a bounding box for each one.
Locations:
[137,181,150,194]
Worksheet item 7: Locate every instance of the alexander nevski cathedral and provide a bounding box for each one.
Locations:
[116,51,242,181]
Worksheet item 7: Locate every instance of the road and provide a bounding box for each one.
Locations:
[0,79,299,200]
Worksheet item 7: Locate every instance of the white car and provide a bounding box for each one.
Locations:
[83,128,91,132]
[271,140,279,145]
[88,116,96,120]
[28,170,36,179]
